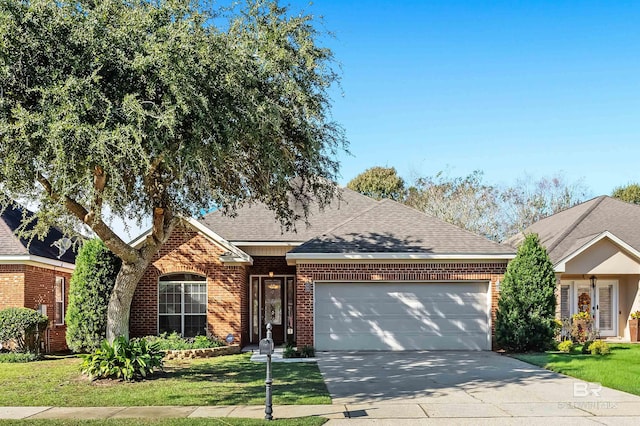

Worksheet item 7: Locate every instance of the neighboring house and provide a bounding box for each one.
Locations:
[130,188,515,351]
[0,205,76,352]
[506,195,640,341]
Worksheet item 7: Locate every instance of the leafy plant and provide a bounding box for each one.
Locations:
[582,341,594,354]
[631,311,640,320]
[80,336,164,381]
[0,308,48,353]
[283,344,297,359]
[589,340,611,355]
[572,311,592,321]
[300,346,316,358]
[558,340,574,353]
[66,239,121,353]
[143,332,222,351]
[0,352,41,363]
[495,234,557,352]
[571,315,597,343]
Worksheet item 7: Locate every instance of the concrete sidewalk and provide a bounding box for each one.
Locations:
[2,402,640,424]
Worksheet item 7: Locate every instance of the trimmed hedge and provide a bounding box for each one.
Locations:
[0,307,48,353]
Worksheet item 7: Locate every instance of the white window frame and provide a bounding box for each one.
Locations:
[157,274,207,337]
[561,279,619,337]
[54,276,65,325]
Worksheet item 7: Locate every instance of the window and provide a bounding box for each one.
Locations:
[158,273,207,337]
[54,277,65,325]
[560,285,571,320]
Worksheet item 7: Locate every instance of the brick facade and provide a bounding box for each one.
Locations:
[131,226,249,345]
[294,262,507,347]
[0,264,71,352]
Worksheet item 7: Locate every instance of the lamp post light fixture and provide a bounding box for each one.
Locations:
[590,275,597,289]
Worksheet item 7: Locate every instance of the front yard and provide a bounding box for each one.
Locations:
[513,343,640,396]
[0,353,331,406]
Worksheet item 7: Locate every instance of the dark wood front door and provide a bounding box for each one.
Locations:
[262,278,285,344]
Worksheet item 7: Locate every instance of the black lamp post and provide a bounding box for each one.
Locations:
[590,275,597,289]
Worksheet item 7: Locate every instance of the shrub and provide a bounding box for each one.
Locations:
[557,340,573,353]
[582,341,594,354]
[144,332,223,351]
[570,313,597,343]
[495,234,557,352]
[300,345,315,358]
[0,352,41,363]
[631,311,640,320]
[282,344,315,358]
[80,336,164,381]
[283,343,297,358]
[0,307,48,353]
[66,239,121,353]
[589,340,610,355]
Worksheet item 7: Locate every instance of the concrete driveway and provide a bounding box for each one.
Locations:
[316,351,640,423]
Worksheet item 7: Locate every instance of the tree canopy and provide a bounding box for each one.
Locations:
[347,166,406,201]
[0,0,345,340]
[612,183,640,205]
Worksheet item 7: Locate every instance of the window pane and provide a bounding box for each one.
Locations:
[55,277,64,324]
[560,285,570,319]
[159,315,182,335]
[184,315,206,337]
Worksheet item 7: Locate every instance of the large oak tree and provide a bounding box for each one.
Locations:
[0,0,345,340]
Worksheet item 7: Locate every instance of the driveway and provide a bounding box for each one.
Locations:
[316,351,640,422]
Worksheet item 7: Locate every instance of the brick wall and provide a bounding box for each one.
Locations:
[295,262,507,347]
[130,226,248,345]
[0,265,26,308]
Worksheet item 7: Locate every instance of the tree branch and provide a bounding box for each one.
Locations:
[37,172,139,263]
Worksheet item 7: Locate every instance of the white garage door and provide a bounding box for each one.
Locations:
[314,282,490,351]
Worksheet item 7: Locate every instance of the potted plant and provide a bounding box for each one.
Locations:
[630,311,640,342]
[571,311,594,343]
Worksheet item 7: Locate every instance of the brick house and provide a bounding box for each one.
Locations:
[130,189,515,350]
[0,206,75,352]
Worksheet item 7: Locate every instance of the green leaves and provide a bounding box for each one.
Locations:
[80,336,164,381]
[0,307,48,353]
[495,233,557,352]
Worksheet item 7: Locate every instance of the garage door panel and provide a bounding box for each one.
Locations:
[314,282,490,351]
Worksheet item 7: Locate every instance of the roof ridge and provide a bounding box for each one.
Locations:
[545,195,606,254]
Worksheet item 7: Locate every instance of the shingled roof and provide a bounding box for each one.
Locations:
[198,188,379,242]
[288,199,515,255]
[0,205,76,264]
[504,196,640,264]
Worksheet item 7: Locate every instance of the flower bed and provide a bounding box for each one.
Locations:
[164,344,241,360]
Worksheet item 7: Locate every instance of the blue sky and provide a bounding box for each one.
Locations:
[293,0,640,194]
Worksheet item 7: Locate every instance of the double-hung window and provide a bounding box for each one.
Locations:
[158,274,207,337]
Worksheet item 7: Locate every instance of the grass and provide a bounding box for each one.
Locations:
[513,343,640,396]
[0,353,330,406]
[0,419,327,426]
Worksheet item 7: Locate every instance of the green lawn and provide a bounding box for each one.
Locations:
[0,353,330,406]
[0,419,327,426]
[513,343,640,396]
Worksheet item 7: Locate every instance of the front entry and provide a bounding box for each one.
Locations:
[250,275,296,344]
[565,279,618,338]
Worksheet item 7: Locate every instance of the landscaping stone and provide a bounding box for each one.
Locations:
[164,344,240,360]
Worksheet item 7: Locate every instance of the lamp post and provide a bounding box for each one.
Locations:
[259,323,274,420]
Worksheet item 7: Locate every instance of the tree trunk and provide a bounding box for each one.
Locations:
[106,260,151,342]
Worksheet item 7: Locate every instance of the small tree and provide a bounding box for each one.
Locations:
[495,233,557,352]
[66,239,121,352]
[612,183,640,205]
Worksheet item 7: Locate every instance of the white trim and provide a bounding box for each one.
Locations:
[231,241,303,247]
[562,279,620,338]
[554,231,640,273]
[54,276,65,325]
[0,255,75,272]
[129,217,253,266]
[286,252,515,264]
[157,273,208,337]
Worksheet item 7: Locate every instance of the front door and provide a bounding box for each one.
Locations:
[262,278,285,344]
[595,282,617,337]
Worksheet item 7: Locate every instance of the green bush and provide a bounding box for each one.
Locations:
[495,234,557,352]
[66,239,121,353]
[80,336,164,381]
[557,340,574,353]
[0,307,48,353]
[582,341,594,354]
[589,340,610,355]
[143,332,223,351]
[0,352,41,363]
[300,345,315,358]
[283,343,296,358]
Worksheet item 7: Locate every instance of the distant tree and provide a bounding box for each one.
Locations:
[66,239,121,353]
[347,167,406,201]
[612,183,640,205]
[405,170,505,241]
[501,173,589,237]
[0,0,344,341]
[495,234,557,352]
